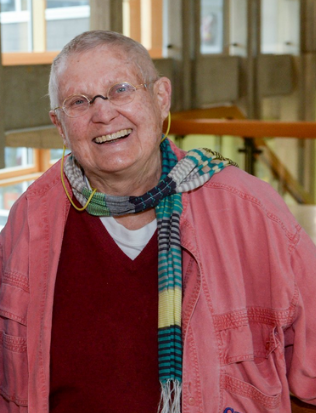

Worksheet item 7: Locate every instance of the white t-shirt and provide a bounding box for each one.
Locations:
[84,175,156,260]
[100,216,157,260]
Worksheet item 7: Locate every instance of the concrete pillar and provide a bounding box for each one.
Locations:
[181,0,194,110]
[299,0,316,122]
[246,0,261,119]
[299,0,316,199]
[89,0,123,33]
[164,0,184,111]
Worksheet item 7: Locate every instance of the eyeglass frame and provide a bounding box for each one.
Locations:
[53,81,149,118]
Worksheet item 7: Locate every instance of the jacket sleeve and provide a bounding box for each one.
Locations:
[0,231,3,287]
[285,227,316,404]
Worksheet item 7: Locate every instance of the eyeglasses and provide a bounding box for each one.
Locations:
[54,82,148,118]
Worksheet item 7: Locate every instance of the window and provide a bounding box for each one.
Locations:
[123,0,164,58]
[5,147,34,168]
[200,0,224,54]
[1,0,16,12]
[46,0,89,8]
[261,0,300,55]
[0,147,40,227]
[0,0,90,52]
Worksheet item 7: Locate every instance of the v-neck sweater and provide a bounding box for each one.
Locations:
[49,205,160,413]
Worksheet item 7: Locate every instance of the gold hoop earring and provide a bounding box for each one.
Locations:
[60,145,97,212]
[161,111,171,143]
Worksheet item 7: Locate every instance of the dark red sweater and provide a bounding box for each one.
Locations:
[49,206,160,412]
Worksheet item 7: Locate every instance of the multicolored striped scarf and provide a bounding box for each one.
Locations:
[64,138,237,413]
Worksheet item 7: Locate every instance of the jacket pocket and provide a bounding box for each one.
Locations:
[217,317,283,412]
[0,331,28,407]
[0,273,29,408]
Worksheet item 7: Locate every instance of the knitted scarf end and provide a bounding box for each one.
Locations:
[159,380,182,413]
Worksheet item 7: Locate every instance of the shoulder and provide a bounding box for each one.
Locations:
[26,158,63,198]
[183,164,300,244]
[1,159,66,235]
[204,165,281,206]
[169,139,298,236]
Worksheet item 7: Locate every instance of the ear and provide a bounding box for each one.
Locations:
[49,110,68,148]
[154,77,172,121]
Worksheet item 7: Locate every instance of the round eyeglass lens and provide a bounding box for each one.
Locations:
[108,82,136,104]
[64,95,90,117]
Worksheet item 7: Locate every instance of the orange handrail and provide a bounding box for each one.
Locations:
[164,114,316,204]
[167,119,316,138]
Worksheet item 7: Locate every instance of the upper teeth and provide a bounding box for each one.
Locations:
[95,129,132,143]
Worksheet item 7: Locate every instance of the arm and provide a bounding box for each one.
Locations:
[285,228,316,404]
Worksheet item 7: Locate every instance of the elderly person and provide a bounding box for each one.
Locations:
[1,30,316,413]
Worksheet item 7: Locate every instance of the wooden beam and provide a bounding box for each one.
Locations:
[127,0,141,42]
[0,173,42,187]
[2,52,58,66]
[151,0,163,57]
[166,118,316,138]
[0,165,39,180]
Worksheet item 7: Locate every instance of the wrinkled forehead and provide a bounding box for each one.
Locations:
[57,45,143,85]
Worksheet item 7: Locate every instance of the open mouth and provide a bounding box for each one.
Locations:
[94,128,132,144]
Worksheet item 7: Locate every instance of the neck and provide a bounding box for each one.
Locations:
[85,155,162,197]
[114,209,157,230]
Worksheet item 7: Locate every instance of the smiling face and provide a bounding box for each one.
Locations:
[50,45,171,195]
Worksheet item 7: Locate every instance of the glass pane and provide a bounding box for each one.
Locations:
[50,148,70,162]
[46,1,90,51]
[1,22,29,52]
[0,0,30,52]
[1,0,90,52]
[0,0,16,12]
[47,0,89,8]
[261,0,300,55]
[0,181,34,229]
[4,147,34,168]
[228,0,247,57]
[21,0,28,10]
[200,0,224,54]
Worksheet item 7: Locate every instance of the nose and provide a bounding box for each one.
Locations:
[90,95,119,123]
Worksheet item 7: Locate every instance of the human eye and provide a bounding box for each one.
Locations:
[110,83,135,98]
[65,95,87,108]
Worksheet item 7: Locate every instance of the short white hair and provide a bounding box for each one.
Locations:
[48,30,160,109]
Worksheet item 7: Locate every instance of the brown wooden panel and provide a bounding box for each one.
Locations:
[2,52,58,66]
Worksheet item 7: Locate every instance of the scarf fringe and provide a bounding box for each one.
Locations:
[159,380,182,413]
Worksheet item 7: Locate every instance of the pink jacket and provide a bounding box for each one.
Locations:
[1,142,316,412]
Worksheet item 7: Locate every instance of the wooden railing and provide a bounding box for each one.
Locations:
[1,107,316,205]
[168,118,316,138]
[165,111,316,204]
